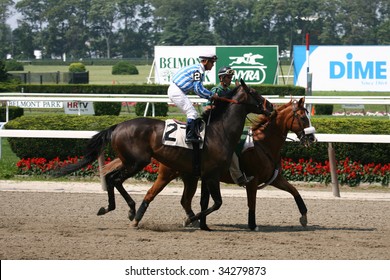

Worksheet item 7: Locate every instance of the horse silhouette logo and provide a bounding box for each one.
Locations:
[229,53,264,66]
[228,52,267,84]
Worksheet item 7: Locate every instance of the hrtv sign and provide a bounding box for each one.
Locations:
[294,46,390,91]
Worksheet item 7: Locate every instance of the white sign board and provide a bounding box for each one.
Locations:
[154,46,216,84]
[7,101,63,108]
[294,45,390,91]
[64,101,95,115]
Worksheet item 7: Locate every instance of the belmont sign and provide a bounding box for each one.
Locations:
[294,45,390,91]
[154,46,278,85]
[7,101,63,108]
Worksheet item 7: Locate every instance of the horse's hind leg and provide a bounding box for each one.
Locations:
[97,175,116,216]
[271,176,308,226]
[133,164,179,227]
[97,166,138,220]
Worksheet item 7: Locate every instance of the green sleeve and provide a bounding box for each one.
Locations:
[211,86,223,96]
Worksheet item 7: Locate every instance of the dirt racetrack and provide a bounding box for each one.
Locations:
[0,180,389,260]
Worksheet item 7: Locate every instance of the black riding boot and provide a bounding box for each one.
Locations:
[185,119,202,144]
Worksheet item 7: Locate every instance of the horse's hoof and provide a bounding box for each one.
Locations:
[132,221,139,228]
[97,207,106,216]
[300,215,308,227]
[128,210,135,221]
[200,224,212,231]
[183,218,190,227]
[183,219,200,228]
[183,217,197,227]
[190,220,200,228]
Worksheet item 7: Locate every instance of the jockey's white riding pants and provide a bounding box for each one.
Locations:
[168,82,198,120]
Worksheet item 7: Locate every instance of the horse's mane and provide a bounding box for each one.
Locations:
[201,86,239,123]
[251,100,292,136]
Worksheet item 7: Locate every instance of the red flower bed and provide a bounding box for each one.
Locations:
[16,157,390,187]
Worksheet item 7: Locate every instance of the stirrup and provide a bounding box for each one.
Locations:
[185,136,202,144]
[236,174,254,187]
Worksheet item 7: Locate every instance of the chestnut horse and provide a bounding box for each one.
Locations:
[103,97,316,230]
[54,80,274,229]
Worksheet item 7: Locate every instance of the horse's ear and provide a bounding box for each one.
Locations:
[240,79,249,92]
[235,79,240,87]
[299,97,305,107]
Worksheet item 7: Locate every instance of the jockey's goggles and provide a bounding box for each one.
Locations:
[218,69,235,76]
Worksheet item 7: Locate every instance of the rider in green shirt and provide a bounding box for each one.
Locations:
[206,66,254,186]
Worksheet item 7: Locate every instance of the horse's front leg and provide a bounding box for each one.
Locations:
[199,179,210,230]
[245,182,258,231]
[180,174,200,227]
[271,176,308,227]
[185,177,222,231]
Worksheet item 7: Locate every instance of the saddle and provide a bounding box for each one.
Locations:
[162,119,206,149]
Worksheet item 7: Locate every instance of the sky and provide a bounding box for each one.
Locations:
[6,2,21,29]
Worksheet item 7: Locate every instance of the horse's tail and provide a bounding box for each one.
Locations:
[53,124,118,177]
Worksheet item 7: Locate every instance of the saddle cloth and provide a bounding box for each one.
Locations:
[241,132,255,153]
[238,128,254,154]
[162,119,206,149]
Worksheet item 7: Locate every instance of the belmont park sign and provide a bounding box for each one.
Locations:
[154,46,278,85]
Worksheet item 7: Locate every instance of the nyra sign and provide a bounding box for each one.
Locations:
[294,45,390,91]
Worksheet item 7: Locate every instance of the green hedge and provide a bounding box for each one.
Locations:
[4,115,389,164]
[5,60,24,71]
[282,117,390,164]
[25,58,151,66]
[134,102,168,116]
[69,62,86,72]
[0,106,24,122]
[112,62,139,75]
[0,84,19,92]
[16,84,305,97]
[93,102,122,116]
[5,115,130,159]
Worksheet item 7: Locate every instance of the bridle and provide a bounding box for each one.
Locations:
[290,100,316,145]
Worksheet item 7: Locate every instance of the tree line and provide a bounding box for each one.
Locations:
[1,0,390,61]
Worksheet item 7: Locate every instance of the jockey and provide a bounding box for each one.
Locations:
[168,52,218,143]
[206,65,254,186]
[203,66,235,111]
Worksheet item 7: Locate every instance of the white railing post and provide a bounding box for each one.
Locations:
[328,142,340,197]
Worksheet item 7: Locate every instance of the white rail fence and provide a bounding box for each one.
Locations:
[1,93,390,197]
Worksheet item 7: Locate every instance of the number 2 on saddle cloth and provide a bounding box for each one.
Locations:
[162,119,205,176]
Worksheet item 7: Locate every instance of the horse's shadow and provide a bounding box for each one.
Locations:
[137,222,376,233]
[215,223,377,233]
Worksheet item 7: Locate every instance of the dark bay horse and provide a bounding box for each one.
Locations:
[103,98,316,230]
[54,80,274,229]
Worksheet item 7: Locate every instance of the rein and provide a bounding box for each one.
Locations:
[212,96,238,104]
